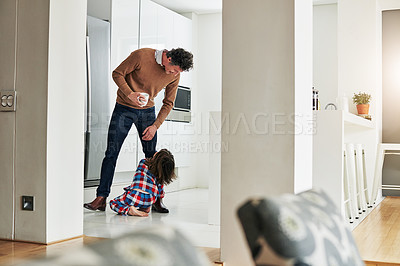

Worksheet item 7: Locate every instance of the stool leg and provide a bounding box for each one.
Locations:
[355,145,367,212]
[346,144,359,219]
[371,144,385,204]
[343,150,355,223]
[362,149,372,207]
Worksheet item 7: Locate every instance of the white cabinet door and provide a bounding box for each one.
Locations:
[134,0,194,169]
[111,0,140,172]
[157,121,174,151]
[172,14,193,87]
[172,121,194,167]
[111,0,139,69]
[137,120,174,161]
[156,4,174,50]
[136,120,193,168]
[140,0,158,49]
[115,132,139,172]
[173,14,192,50]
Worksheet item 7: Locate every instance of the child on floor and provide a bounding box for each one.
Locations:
[109,149,176,217]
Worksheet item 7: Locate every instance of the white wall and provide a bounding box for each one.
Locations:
[179,12,222,191]
[87,0,111,21]
[0,0,87,243]
[382,11,400,143]
[175,12,199,191]
[381,10,400,196]
[382,10,400,142]
[197,13,222,114]
[313,4,338,109]
[193,12,222,189]
[338,0,379,116]
[221,0,313,264]
[14,0,50,243]
[295,0,313,193]
[0,0,17,240]
[380,0,400,10]
[337,0,380,198]
[46,0,87,242]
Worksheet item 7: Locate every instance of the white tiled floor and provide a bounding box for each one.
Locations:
[84,188,220,248]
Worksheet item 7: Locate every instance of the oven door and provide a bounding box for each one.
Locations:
[173,86,191,112]
[167,86,191,123]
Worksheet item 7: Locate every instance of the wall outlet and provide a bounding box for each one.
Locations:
[22,196,34,211]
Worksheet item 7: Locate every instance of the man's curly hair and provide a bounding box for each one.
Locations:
[166,48,194,72]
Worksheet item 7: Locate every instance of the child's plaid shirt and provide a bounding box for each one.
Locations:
[129,159,164,198]
[109,159,164,215]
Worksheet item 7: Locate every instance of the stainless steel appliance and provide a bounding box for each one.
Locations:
[84,16,112,187]
[167,85,191,123]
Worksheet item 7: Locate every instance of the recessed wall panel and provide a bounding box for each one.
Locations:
[0,0,17,240]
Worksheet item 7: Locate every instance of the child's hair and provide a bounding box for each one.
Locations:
[145,149,176,185]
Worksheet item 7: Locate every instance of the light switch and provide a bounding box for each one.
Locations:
[6,95,14,107]
[0,90,16,111]
[1,96,7,107]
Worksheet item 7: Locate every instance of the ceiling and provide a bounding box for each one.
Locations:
[151,0,337,15]
[151,0,222,14]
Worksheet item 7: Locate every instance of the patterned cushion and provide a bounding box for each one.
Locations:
[237,189,364,266]
[19,226,210,266]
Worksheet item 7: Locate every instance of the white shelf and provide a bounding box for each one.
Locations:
[313,110,374,129]
[343,112,374,129]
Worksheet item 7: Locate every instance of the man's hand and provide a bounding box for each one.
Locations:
[128,92,146,107]
[142,125,157,141]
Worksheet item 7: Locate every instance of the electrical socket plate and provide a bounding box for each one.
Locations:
[0,90,16,112]
[22,196,34,211]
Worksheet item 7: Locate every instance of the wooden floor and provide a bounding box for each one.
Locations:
[199,247,223,265]
[3,198,400,266]
[0,236,222,265]
[0,236,101,265]
[353,197,400,266]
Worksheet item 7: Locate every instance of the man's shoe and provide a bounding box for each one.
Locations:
[152,198,169,213]
[84,196,106,211]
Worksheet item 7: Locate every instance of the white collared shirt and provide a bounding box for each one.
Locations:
[155,49,164,66]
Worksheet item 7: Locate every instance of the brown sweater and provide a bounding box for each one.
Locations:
[112,48,180,129]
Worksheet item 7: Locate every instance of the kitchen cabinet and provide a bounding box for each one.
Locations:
[110,0,194,171]
[139,0,193,168]
[157,121,174,151]
[89,0,194,180]
[115,132,139,172]
[136,120,174,160]
[111,0,140,172]
[136,120,193,168]
[172,122,193,167]
[156,4,174,50]
[140,0,157,49]
[140,0,192,87]
[111,0,140,69]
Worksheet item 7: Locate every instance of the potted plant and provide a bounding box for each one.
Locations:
[352,92,371,115]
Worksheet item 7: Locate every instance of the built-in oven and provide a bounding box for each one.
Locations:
[167,85,191,123]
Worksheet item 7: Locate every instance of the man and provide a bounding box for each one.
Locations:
[84,48,193,213]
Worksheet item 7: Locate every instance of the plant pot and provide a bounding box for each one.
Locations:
[356,104,369,115]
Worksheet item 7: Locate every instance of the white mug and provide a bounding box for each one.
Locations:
[138,92,149,107]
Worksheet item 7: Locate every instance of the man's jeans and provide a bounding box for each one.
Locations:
[97,103,157,197]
